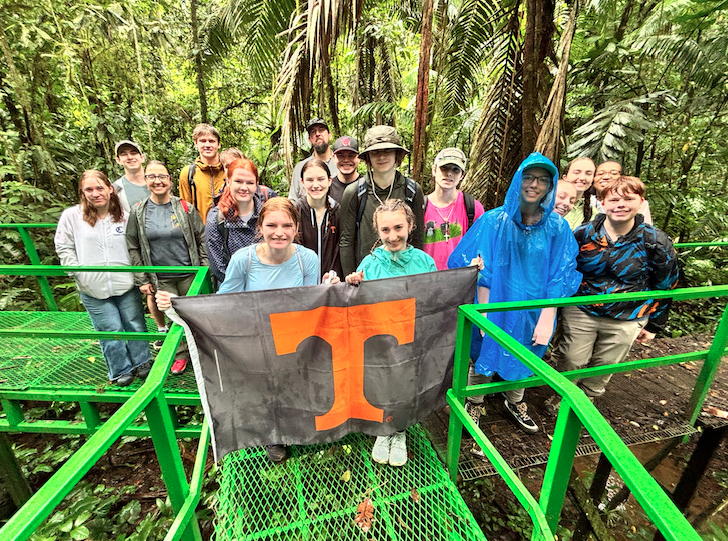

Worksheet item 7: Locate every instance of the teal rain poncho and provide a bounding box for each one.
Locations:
[448,152,581,381]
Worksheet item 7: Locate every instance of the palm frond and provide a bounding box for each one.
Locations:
[566,91,677,162]
[462,8,522,210]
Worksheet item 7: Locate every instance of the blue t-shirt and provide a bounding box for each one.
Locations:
[217,244,319,293]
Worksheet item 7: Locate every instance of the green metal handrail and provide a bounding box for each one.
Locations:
[0,266,211,541]
[446,285,728,541]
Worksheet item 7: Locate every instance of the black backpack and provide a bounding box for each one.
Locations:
[424,192,477,229]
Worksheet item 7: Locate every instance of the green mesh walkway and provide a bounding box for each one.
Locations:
[215,425,487,541]
[0,311,197,392]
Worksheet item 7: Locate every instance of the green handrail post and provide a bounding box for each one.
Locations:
[539,401,583,533]
[2,399,24,426]
[446,307,473,483]
[164,420,211,541]
[145,393,202,541]
[79,401,101,431]
[687,301,728,425]
[15,226,58,311]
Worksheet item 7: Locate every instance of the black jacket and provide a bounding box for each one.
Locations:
[293,196,343,280]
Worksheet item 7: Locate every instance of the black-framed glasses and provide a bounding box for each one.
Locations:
[145,174,171,181]
[522,174,551,186]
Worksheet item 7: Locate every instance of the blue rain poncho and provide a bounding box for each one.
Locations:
[448,152,581,381]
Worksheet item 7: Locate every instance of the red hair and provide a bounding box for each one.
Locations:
[218,158,259,220]
[257,197,300,242]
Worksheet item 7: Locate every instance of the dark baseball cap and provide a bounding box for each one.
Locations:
[115,140,142,156]
[305,118,329,133]
[333,136,359,154]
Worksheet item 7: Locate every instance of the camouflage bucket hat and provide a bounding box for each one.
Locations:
[359,125,409,158]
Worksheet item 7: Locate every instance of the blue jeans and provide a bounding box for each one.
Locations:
[80,289,150,381]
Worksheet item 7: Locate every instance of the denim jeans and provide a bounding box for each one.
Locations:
[80,288,150,381]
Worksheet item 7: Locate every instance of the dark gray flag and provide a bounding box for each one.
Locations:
[171,267,477,461]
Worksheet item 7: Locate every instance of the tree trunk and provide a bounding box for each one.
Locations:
[522,0,538,156]
[128,0,154,157]
[190,0,208,124]
[412,0,434,184]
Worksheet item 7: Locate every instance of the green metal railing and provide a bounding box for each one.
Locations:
[0,264,212,541]
[446,285,728,541]
[2,224,728,541]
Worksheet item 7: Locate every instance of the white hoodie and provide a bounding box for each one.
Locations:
[55,205,135,299]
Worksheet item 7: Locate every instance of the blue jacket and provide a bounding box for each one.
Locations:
[448,152,581,380]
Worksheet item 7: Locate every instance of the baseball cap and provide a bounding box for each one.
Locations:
[434,148,466,170]
[333,136,359,154]
[305,118,329,133]
[115,140,142,156]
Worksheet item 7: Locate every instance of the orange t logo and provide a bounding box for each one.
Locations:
[269,298,416,431]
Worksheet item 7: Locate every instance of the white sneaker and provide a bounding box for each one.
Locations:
[388,432,407,467]
[372,435,391,464]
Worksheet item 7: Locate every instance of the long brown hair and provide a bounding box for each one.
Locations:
[79,170,124,226]
[218,158,260,220]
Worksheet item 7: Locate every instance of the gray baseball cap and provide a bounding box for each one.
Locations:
[115,140,142,156]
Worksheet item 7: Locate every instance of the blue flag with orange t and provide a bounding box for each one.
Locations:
[170,267,477,462]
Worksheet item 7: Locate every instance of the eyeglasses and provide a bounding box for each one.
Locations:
[145,174,171,181]
[522,174,551,186]
[439,164,463,176]
[596,170,620,177]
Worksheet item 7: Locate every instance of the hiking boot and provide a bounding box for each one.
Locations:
[134,362,152,380]
[389,432,407,467]
[470,442,486,459]
[543,394,561,416]
[171,358,188,375]
[372,435,391,464]
[265,445,287,463]
[115,373,134,387]
[503,399,539,434]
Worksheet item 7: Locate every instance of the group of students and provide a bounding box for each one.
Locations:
[54,119,679,467]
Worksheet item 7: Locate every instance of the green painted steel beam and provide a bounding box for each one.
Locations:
[462,350,711,397]
[0,389,202,405]
[16,227,58,311]
[0,264,209,276]
[0,419,203,438]
[164,420,210,541]
[459,306,703,541]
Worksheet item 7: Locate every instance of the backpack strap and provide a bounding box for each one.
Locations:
[404,176,416,206]
[243,245,254,291]
[187,164,198,210]
[424,194,429,212]
[180,199,190,213]
[355,177,368,227]
[295,245,304,278]
[217,209,231,262]
[463,192,476,229]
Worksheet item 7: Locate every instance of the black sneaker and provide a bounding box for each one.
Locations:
[503,399,539,434]
[265,445,287,463]
[134,362,152,380]
[153,339,164,350]
[115,373,134,387]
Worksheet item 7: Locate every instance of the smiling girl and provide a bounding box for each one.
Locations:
[206,158,264,283]
[293,159,343,280]
[55,171,151,387]
[561,157,596,230]
[126,161,208,376]
[345,199,437,466]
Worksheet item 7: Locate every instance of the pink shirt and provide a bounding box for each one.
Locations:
[423,191,485,270]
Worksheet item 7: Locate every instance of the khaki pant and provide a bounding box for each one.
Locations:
[467,363,525,405]
[156,274,196,361]
[556,305,646,397]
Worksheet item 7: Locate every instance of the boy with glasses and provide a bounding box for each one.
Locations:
[423,148,484,269]
[449,153,581,436]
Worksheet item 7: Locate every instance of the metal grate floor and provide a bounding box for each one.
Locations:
[0,311,196,393]
[215,425,487,541]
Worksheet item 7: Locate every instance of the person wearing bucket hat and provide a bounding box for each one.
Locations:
[329,136,362,203]
[288,118,339,202]
[448,152,581,437]
[339,125,425,275]
[423,148,484,270]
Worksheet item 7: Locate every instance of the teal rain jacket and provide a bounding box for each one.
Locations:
[448,152,581,381]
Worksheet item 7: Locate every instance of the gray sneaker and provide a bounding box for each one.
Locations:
[543,394,561,416]
[503,400,539,434]
[134,362,152,380]
[372,435,391,464]
[265,445,287,463]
